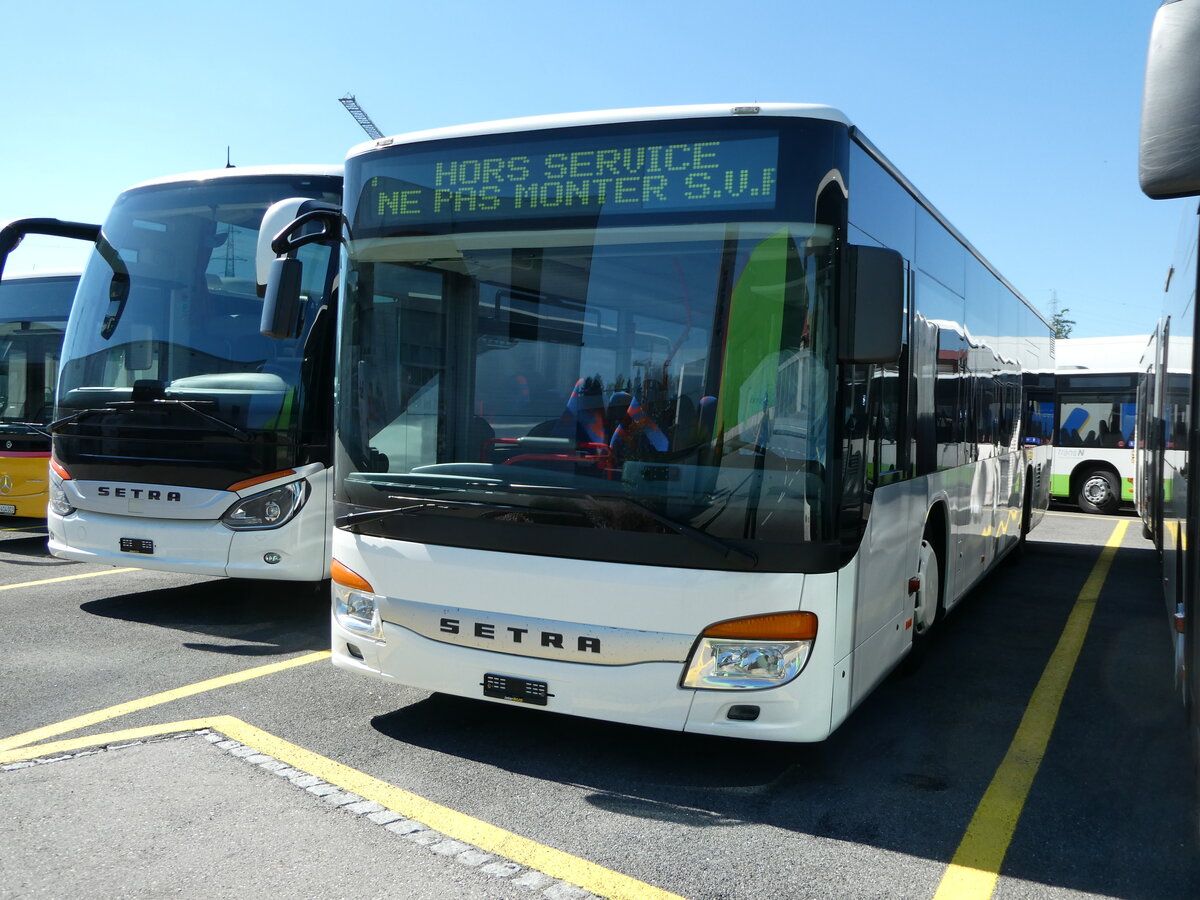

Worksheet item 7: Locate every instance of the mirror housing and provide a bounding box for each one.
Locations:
[261,257,305,339]
[256,200,341,339]
[1140,0,1200,199]
[839,245,905,363]
[256,198,312,293]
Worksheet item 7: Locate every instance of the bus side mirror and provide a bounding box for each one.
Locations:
[1140,0,1200,199]
[256,198,312,295]
[261,257,304,339]
[256,200,340,339]
[839,245,904,363]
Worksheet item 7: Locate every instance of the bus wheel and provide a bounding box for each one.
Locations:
[1077,469,1120,514]
[903,537,941,674]
[913,538,940,638]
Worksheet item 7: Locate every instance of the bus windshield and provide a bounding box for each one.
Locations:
[338,221,838,565]
[58,175,341,435]
[0,274,76,426]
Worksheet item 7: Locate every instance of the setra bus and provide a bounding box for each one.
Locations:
[0,270,80,518]
[1138,0,1200,762]
[0,166,344,580]
[272,104,1053,740]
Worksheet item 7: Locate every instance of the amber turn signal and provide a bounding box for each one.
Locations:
[701,611,818,641]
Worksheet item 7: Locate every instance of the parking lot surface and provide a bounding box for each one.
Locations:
[1,510,1197,900]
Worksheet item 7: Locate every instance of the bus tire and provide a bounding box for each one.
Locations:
[904,535,942,673]
[913,538,940,637]
[1076,468,1120,515]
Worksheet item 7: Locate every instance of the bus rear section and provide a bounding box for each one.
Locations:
[45,165,343,580]
[0,271,78,518]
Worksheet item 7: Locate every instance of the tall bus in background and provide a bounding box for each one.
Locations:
[1026,335,1146,514]
[0,270,80,518]
[1138,0,1200,762]
[271,103,1053,741]
[0,165,343,580]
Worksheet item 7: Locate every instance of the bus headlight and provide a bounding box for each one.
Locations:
[49,478,75,517]
[221,481,308,530]
[681,611,817,690]
[333,583,383,640]
[332,559,383,640]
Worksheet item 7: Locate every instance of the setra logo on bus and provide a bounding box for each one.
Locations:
[439,616,601,654]
[96,487,182,502]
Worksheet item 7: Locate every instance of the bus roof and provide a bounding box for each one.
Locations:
[125,164,343,192]
[347,103,852,158]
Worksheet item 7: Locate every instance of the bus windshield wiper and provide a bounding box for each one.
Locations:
[48,399,250,441]
[335,494,581,529]
[496,482,759,568]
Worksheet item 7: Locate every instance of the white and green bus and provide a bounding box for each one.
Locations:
[267,103,1054,741]
[1027,336,1147,514]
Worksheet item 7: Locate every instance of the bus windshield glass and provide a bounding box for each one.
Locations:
[0,274,75,426]
[58,175,341,437]
[338,221,838,564]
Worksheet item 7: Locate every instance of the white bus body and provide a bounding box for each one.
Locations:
[312,104,1053,740]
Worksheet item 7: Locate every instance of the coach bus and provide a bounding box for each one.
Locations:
[1139,0,1200,760]
[0,270,79,518]
[0,165,343,580]
[268,103,1053,740]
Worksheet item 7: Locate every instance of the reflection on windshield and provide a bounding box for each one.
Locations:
[339,224,836,545]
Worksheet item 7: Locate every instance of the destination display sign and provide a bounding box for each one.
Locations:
[356,130,779,229]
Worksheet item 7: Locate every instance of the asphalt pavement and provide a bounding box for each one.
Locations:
[1,508,1197,900]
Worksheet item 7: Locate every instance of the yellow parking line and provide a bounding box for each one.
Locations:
[0,651,330,752]
[0,718,217,763]
[933,519,1128,900]
[0,567,141,591]
[1,715,689,900]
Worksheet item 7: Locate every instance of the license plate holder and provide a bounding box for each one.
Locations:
[119,538,154,555]
[482,673,551,706]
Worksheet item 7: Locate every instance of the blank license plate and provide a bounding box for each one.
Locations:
[482,673,551,706]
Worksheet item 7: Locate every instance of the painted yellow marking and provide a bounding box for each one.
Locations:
[0,651,330,752]
[0,567,140,592]
[0,718,216,764]
[0,525,48,533]
[1,715,689,900]
[932,519,1128,900]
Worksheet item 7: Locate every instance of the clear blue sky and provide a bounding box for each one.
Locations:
[1,0,1186,338]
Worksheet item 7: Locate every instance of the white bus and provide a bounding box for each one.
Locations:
[1025,336,1147,514]
[1137,0,1200,764]
[0,166,344,580]
[272,104,1053,740]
